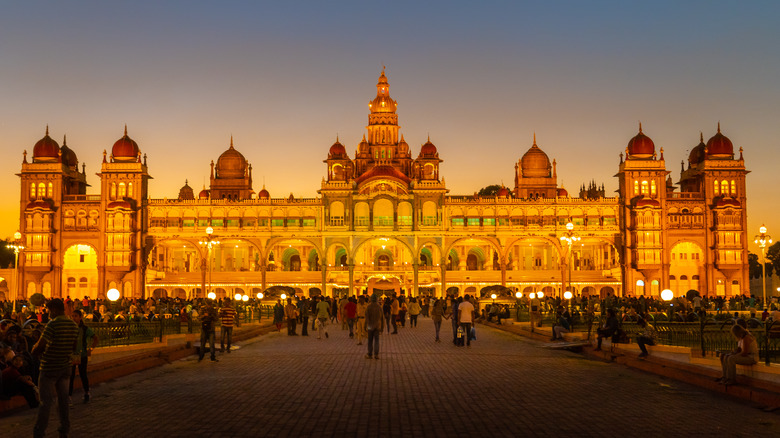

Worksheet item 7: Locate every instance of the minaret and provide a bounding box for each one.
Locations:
[367,67,400,155]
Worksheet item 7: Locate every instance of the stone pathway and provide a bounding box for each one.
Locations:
[3,318,778,437]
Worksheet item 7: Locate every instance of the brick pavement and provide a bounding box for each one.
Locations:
[3,318,778,437]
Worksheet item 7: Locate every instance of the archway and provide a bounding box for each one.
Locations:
[63,244,98,299]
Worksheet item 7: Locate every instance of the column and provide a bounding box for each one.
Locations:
[413,262,419,297]
[348,263,355,296]
[500,261,506,287]
[440,258,447,297]
[321,266,327,298]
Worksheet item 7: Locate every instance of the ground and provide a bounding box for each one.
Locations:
[4,318,778,437]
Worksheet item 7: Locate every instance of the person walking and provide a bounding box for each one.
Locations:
[68,310,99,403]
[365,295,384,359]
[458,295,476,347]
[219,298,237,353]
[198,301,218,362]
[344,297,357,338]
[315,296,330,339]
[299,297,310,336]
[408,297,421,328]
[383,297,392,334]
[390,294,399,334]
[31,298,79,438]
[430,299,446,342]
[355,296,367,345]
[284,298,298,336]
[273,299,284,332]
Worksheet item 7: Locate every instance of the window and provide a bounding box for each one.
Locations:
[30,183,36,199]
[650,180,656,196]
[302,218,315,227]
[730,180,736,196]
[641,181,648,195]
[110,182,117,200]
[467,217,480,227]
[211,219,223,227]
[37,183,46,198]
[183,219,195,228]
[47,182,53,198]
[118,182,126,198]
[713,180,719,195]
[286,218,299,227]
[721,180,728,195]
[634,180,639,195]
[483,218,495,226]
[451,218,464,226]
[128,182,134,197]
[272,218,284,227]
[226,219,240,227]
[198,218,209,227]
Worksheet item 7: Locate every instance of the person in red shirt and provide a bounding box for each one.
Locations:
[344,297,357,338]
[2,354,40,408]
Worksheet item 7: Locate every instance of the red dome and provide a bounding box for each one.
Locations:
[706,124,733,157]
[198,189,210,200]
[627,124,655,157]
[497,187,510,198]
[32,127,60,161]
[258,187,270,199]
[419,139,437,157]
[112,126,140,161]
[715,197,741,208]
[557,187,569,197]
[355,165,411,184]
[329,140,347,157]
[689,133,706,165]
[520,141,551,178]
[26,200,52,210]
[634,197,661,208]
[107,200,132,210]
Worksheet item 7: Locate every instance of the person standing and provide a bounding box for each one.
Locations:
[31,298,79,438]
[344,297,357,338]
[408,297,421,328]
[365,295,384,359]
[355,296,367,345]
[219,298,237,352]
[390,294,399,334]
[284,298,298,336]
[198,301,218,362]
[458,295,475,348]
[315,296,330,339]
[299,297,310,336]
[68,310,99,403]
[273,299,284,332]
[430,299,446,342]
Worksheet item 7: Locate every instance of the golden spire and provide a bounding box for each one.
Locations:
[63,134,67,145]
[717,121,721,133]
[45,125,49,136]
[533,132,537,146]
[124,124,128,136]
[700,132,704,143]
[230,135,234,149]
[638,121,643,134]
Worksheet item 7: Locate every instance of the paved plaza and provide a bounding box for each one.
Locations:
[3,318,778,437]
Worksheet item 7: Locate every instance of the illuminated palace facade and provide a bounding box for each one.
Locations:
[16,70,750,301]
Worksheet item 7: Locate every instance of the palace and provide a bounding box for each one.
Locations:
[14,69,750,301]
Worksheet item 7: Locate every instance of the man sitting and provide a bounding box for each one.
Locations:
[594,308,619,351]
[551,307,571,341]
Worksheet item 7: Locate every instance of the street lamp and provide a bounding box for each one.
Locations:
[207,291,216,300]
[560,221,580,300]
[107,288,120,317]
[661,289,674,321]
[8,231,24,313]
[256,292,264,299]
[754,225,772,308]
[198,226,220,300]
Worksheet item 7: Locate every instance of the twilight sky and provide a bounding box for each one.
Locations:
[1,1,779,247]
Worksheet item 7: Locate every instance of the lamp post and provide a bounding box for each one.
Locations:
[515,291,523,321]
[754,225,772,308]
[198,226,220,300]
[560,221,580,300]
[661,289,674,322]
[8,231,24,313]
[563,290,573,312]
[107,288,120,318]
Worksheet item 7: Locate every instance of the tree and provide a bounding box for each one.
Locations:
[0,239,13,269]
[477,185,501,197]
[748,251,773,279]
[766,241,780,278]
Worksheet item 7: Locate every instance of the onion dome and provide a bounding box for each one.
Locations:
[358,135,370,154]
[32,126,60,162]
[419,136,438,158]
[178,180,195,200]
[368,67,397,114]
[497,186,510,198]
[557,187,569,197]
[258,185,270,199]
[398,135,410,156]
[355,165,411,184]
[626,123,655,158]
[215,136,248,179]
[634,196,661,208]
[688,132,706,165]
[112,125,140,161]
[520,134,551,177]
[328,136,347,158]
[705,123,734,158]
[198,188,210,199]
[107,200,133,210]
[26,200,52,210]
[59,135,78,168]
[715,197,741,208]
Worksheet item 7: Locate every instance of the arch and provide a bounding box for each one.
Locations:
[397,201,412,226]
[282,247,302,271]
[63,244,99,299]
[372,198,394,227]
[123,281,133,298]
[354,202,370,226]
[466,247,486,271]
[422,201,437,225]
[308,249,321,271]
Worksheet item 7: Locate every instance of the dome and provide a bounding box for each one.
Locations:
[557,187,569,197]
[106,200,132,210]
[178,180,194,200]
[520,137,551,178]
[419,137,438,157]
[112,125,140,161]
[198,189,210,200]
[216,137,247,179]
[715,197,741,208]
[634,197,661,208]
[398,135,409,156]
[329,138,347,157]
[358,135,370,154]
[689,133,706,165]
[369,68,397,114]
[627,123,655,158]
[497,186,510,198]
[355,165,411,184]
[258,186,270,199]
[59,135,78,168]
[26,200,52,210]
[32,127,60,162]
[705,123,734,157]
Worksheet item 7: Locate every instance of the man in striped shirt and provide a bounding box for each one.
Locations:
[219,298,237,353]
[31,298,79,438]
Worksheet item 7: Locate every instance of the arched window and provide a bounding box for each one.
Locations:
[650,180,656,196]
[720,180,728,195]
[633,180,639,195]
[37,183,46,198]
[47,182,53,198]
[641,181,648,195]
[730,180,736,196]
[714,180,719,195]
[110,183,117,200]
[128,182,134,197]
[30,183,36,199]
[118,182,126,198]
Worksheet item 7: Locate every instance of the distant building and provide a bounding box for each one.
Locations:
[14,70,749,301]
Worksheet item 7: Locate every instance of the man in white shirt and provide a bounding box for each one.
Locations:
[458,294,476,347]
